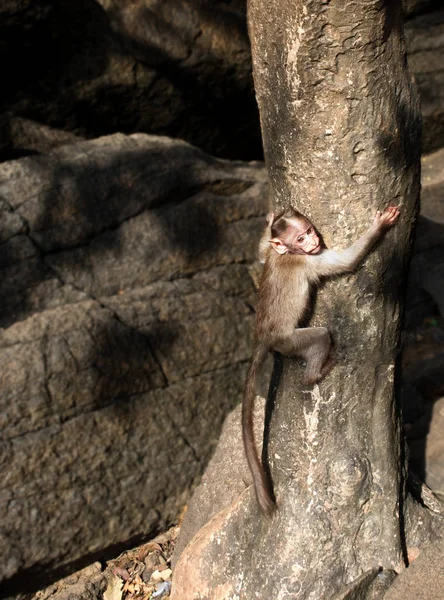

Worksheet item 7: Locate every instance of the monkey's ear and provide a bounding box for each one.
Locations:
[269,238,288,255]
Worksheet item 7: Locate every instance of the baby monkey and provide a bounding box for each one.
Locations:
[243,205,400,515]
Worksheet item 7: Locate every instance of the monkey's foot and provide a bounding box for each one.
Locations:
[301,372,322,386]
[302,354,335,386]
[321,352,335,377]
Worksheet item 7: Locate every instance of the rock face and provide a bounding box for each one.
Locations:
[402,148,444,488]
[171,397,266,569]
[0,115,82,161]
[0,133,268,590]
[404,148,444,330]
[0,0,260,160]
[0,0,443,161]
[383,539,444,600]
[404,8,444,153]
[403,0,440,17]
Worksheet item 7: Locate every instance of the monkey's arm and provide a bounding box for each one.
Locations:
[310,206,400,277]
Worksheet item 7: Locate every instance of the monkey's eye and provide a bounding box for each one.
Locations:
[307,227,313,235]
[297,236,304,243]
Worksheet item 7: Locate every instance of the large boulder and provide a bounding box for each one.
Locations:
[1,1,443,161]
[0,0,260,160]
[0,115,82,160]
[402,148,444,486]
[0,133,268,591]
[405,8,444,153]
[403,0,440,17]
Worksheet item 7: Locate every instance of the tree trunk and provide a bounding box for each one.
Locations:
[246,0,419,593]
[172,1,444,598]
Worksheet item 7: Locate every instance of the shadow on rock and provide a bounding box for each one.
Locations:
[0,136,242,328]
[401,215,444,487]
[0,0,261,160]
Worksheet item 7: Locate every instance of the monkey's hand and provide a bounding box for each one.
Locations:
[373,206,400,233]
[266,212,275,226]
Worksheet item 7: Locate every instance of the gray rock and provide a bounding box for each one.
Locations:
[0,0,260,160]
[425,397,444,496]
[405,10,444,152]
[0,1,442,161]
[0,133,268,588]
[405,148,444,328]
[0,115,82,160]
[171,397,266,568]
[24,563,107,600]
[383,539,444,600]
[403,0,440,18]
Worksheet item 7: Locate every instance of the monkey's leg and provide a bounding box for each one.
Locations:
[273,327,332,385]
[320,348,335,378]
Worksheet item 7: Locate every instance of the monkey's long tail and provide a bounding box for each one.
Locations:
[242,342,276,516]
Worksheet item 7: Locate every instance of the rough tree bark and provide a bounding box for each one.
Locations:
[171,1,444,598]
[247,0,419,586]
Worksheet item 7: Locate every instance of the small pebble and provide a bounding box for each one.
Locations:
[153,581,172,598]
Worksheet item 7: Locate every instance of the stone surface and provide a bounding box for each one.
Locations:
[425,397,444,495]
[171,397,266,569]
[383,539,444,600]
[405,9,444,152]
[20,563,108,600]
[170,491,259,600]
[0,1,443,161]
[0,132,268,590]
[0,115,82,161]
[401,148,444,490]
[0,0,260,160]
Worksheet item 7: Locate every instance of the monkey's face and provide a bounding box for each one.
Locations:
[295,224,320,254]
[288,219,320,254]
[269,216,321,255]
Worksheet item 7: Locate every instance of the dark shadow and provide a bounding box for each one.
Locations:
[375,79,422,186]
[261,353,285,504]
[400,216,444,483]
[382,0,403,43]
[0,0,262,161]
[395,340,410,567]
[402,0,441,21]
[0,141,236,328]
[0,529,159,599]
[0,146,40,161]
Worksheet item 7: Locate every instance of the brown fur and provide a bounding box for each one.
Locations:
[244,207,400,514]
